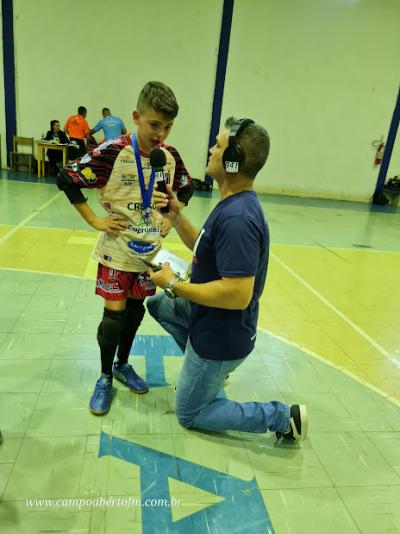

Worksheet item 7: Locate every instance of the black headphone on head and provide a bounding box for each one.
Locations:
[222,118,255,173]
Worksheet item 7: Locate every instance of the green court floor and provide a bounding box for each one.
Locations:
[0,172,400,534]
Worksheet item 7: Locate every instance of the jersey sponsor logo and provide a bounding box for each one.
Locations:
[108,268,118,279]
[119,159,135,164]
[137,273,156,291]
[127,224,160,235]
[96,279,121,293]
[81,167,97,183]
[103,254,112,261]
[120,174,136,184]
[71,162,79,172]
[180,175,188,187]
[127,241,155,254]
[127,202,155,211]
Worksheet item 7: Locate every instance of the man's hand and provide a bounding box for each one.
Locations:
[153,183,181,223]
[91,215,128,235]
[161,218,172,237]
[149,262,176,289]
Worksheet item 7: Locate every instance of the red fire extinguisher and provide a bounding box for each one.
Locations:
[373,136,385,165]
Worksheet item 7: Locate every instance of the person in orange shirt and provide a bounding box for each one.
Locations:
[64,106,90,158]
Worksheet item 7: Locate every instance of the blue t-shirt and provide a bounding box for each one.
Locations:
[189,190,269,360]
[92,115,126,141]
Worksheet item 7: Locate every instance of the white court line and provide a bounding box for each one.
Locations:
[258,327,400,409]
[270,251,400,370]
[0,267,85,280]
[273,242,400,255]
[0,191,63,246]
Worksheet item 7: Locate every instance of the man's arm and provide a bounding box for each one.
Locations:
[154,182,199,246]
[173,276,254,310]
[150,262,254,310]
[173,211,201,251]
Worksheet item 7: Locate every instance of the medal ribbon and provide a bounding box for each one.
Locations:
[131,133,155,217]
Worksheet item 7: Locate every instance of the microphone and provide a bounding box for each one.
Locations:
[150,148,169,213]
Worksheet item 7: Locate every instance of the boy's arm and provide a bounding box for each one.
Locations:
[57,138,130,234]
[73,201,127,234]
[160,145,193,237]
[166,145,193,206]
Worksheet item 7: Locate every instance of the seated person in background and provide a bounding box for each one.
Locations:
[64,106,90,159]
[44,120,69,175]
[90,108,127,141]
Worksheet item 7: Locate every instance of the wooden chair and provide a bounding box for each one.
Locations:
[9,136,34,173]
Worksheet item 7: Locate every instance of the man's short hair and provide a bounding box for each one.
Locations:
[102,107,110,113]
[225,116,270,179]
[78,106,87,115]
[137,81,178,119]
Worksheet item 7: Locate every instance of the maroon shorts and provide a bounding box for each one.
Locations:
[95,264,156,301]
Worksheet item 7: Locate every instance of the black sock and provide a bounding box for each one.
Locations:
[97,308,125,376]
[116,299,145,366]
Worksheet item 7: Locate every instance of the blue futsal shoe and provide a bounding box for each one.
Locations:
[89,376,114,415]
[113,363,149,394]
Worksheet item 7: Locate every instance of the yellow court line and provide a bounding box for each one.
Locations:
[270,250,400,370]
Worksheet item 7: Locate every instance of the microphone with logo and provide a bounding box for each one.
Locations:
[150,148,169,214]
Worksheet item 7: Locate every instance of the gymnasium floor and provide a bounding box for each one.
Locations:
[0,170,400,534]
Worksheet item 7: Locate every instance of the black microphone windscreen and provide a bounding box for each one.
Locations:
[150,148,166,168]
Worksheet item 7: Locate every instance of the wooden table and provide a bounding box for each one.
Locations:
[36,140,68,178]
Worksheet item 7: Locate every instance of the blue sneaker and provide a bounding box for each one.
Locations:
[89,377,114,415]
[113,363,149,394]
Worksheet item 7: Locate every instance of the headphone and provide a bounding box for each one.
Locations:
[222,118,255,173]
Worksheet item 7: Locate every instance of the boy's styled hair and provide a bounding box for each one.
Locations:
[137,81,178,119]
[225,116,270,179]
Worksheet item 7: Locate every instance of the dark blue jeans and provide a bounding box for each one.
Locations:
[146,293,289,433]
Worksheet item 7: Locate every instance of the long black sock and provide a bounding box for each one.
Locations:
[116,299,145,367]
[97,308,125,376]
